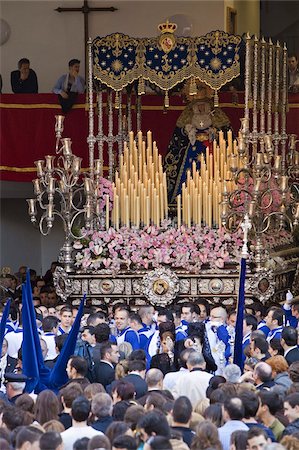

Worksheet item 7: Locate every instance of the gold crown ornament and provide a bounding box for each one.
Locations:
[158,20,177,54]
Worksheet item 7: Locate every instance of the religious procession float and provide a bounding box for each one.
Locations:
[26,24,299,307]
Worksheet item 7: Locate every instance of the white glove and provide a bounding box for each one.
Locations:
[286,290,293,303]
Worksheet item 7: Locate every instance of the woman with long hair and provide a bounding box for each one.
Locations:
[191,420,222,450]
[35,389,60,425]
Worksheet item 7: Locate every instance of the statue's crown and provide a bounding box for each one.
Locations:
[158,19,177,34]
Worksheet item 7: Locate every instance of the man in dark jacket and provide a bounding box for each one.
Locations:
[11,58,38,93]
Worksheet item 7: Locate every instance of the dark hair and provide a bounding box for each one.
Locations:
[181,302,196,313]
[87,312,107,326]
[18,58,30,69]
[259,390,282,415]
[203,402,223,427]
[272,309,285,326]
[15,427,40,448]
[129,349,147,362]
[289,361,299,382]
[195,298,211,316]
[288,53,298,61]
[206,376,226,398]
[113,381,135,400]
[172,396,192,424]
[247,426,268,441]
[60,305,72,314]
[285,393,299,408]
[112,435,137,450]
[224,397,244,420]
[269,338,284,355]
[244,314,258,331]
[94,323,111,343]
[148,436,172,450]
[15,393,35,414]
[230,430,248,450]
[145,393,167,413]
[73,437,90,450]
[35,390,60,425]
[69,355,88,376]
[69,58,80,67]
[40,431,62,450]
[137,410,171,439]
[71,395,91,422]
[106,421,130,445]
[209,388,228,404]
[129,312,142,325]
[2,407,26,430]
[251,335,269,354]
[100,341,117,360]
[54,333,68,351]
[239,390,259,418]
[60,382,83,408]
[282,326,298,347]
[191,420,222,450]
[158,310,174,322]
[128,359,146,372]
[42,315,59,332]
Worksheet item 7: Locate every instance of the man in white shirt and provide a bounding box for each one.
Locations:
[172,352,212,407]
[218,397,248,450]
[61,395,102,450]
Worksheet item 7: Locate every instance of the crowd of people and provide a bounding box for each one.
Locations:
[0,264,299,449]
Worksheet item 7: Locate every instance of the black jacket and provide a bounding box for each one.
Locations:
[91,416,114,433]
[94,361,115,388]
[11,69,38,93]
[122,373,148,399]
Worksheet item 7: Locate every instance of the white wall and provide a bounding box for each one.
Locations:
[1,0,225,93]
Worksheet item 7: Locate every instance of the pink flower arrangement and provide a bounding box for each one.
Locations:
[98,177,114,211]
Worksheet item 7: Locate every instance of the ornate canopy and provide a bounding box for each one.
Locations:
[92,28,242,95]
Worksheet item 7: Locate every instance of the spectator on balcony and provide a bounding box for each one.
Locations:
[53,58,85,114]
[10,58,38,93]
[288,54,299,93]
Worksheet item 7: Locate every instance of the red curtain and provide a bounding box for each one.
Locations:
[1,92,298,182]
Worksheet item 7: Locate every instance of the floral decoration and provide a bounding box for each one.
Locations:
[73,221,292,274]
[98,177,114,211]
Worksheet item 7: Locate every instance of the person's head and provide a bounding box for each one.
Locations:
[84,383,105,401]
[15,427,41,450]
[112,381,135,403]
[143,436,171,450]
[71,395,91,422]
[281,326,298,348]
[157,310,174,326]
[257,390,283,420]
[128,312,143,331]
[68,58,80,76]
[265,355,289,376]
[106,421,131,446]
[87,311,107,326]
[15,394,35,414]
[265,307,284,330]
[186,351,206,371]
[203,402,223,427]
[112,435,137,450]
[100,341,121,366]
[160,331,175,353]
[145,368,164,390]
[227,309,237,328]
[124,405,145,431]
[91,393,113,418]
[230,430,248,450]
[47,288,58,308]
[73,437,90,450]
[128,359,146,376]
[172,396,192,425]
[243,314,258,336]
[81,326,96,346]
[1,338,8,357]
[206,375,226,399]
[181,302,196,323]
[250,336,269,359]
[253,362,272,385]
[17,58,30,73]
[247,427,269,450]
[5,373,27,399]
[138,306,154,326]
[145,393,167,413]
[115,308,130,331]
[60,306,72,329]
[223,397,244,421]
[42,420,65,433]
[39,431,63,450]
[94,323,111,343]
[268,338,284,357]
[192,420,222,450]
[137,410,171,441]
[195,298,210,321]
[42,315,59,333]
[288,54,298,71]
[239,389,259,419]
[66,355,88,379]
[60,382,83,409]
[284,393,299,422]
[88,434,111,450]
[35,389,60,425]
[210,306,227,325]
[223,364,241,383]
[289,361,299,383]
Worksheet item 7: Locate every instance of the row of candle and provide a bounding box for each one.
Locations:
[109,131,168,229]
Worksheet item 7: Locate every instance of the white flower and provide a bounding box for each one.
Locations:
[93,245,103,256]
[73,241,83,249]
